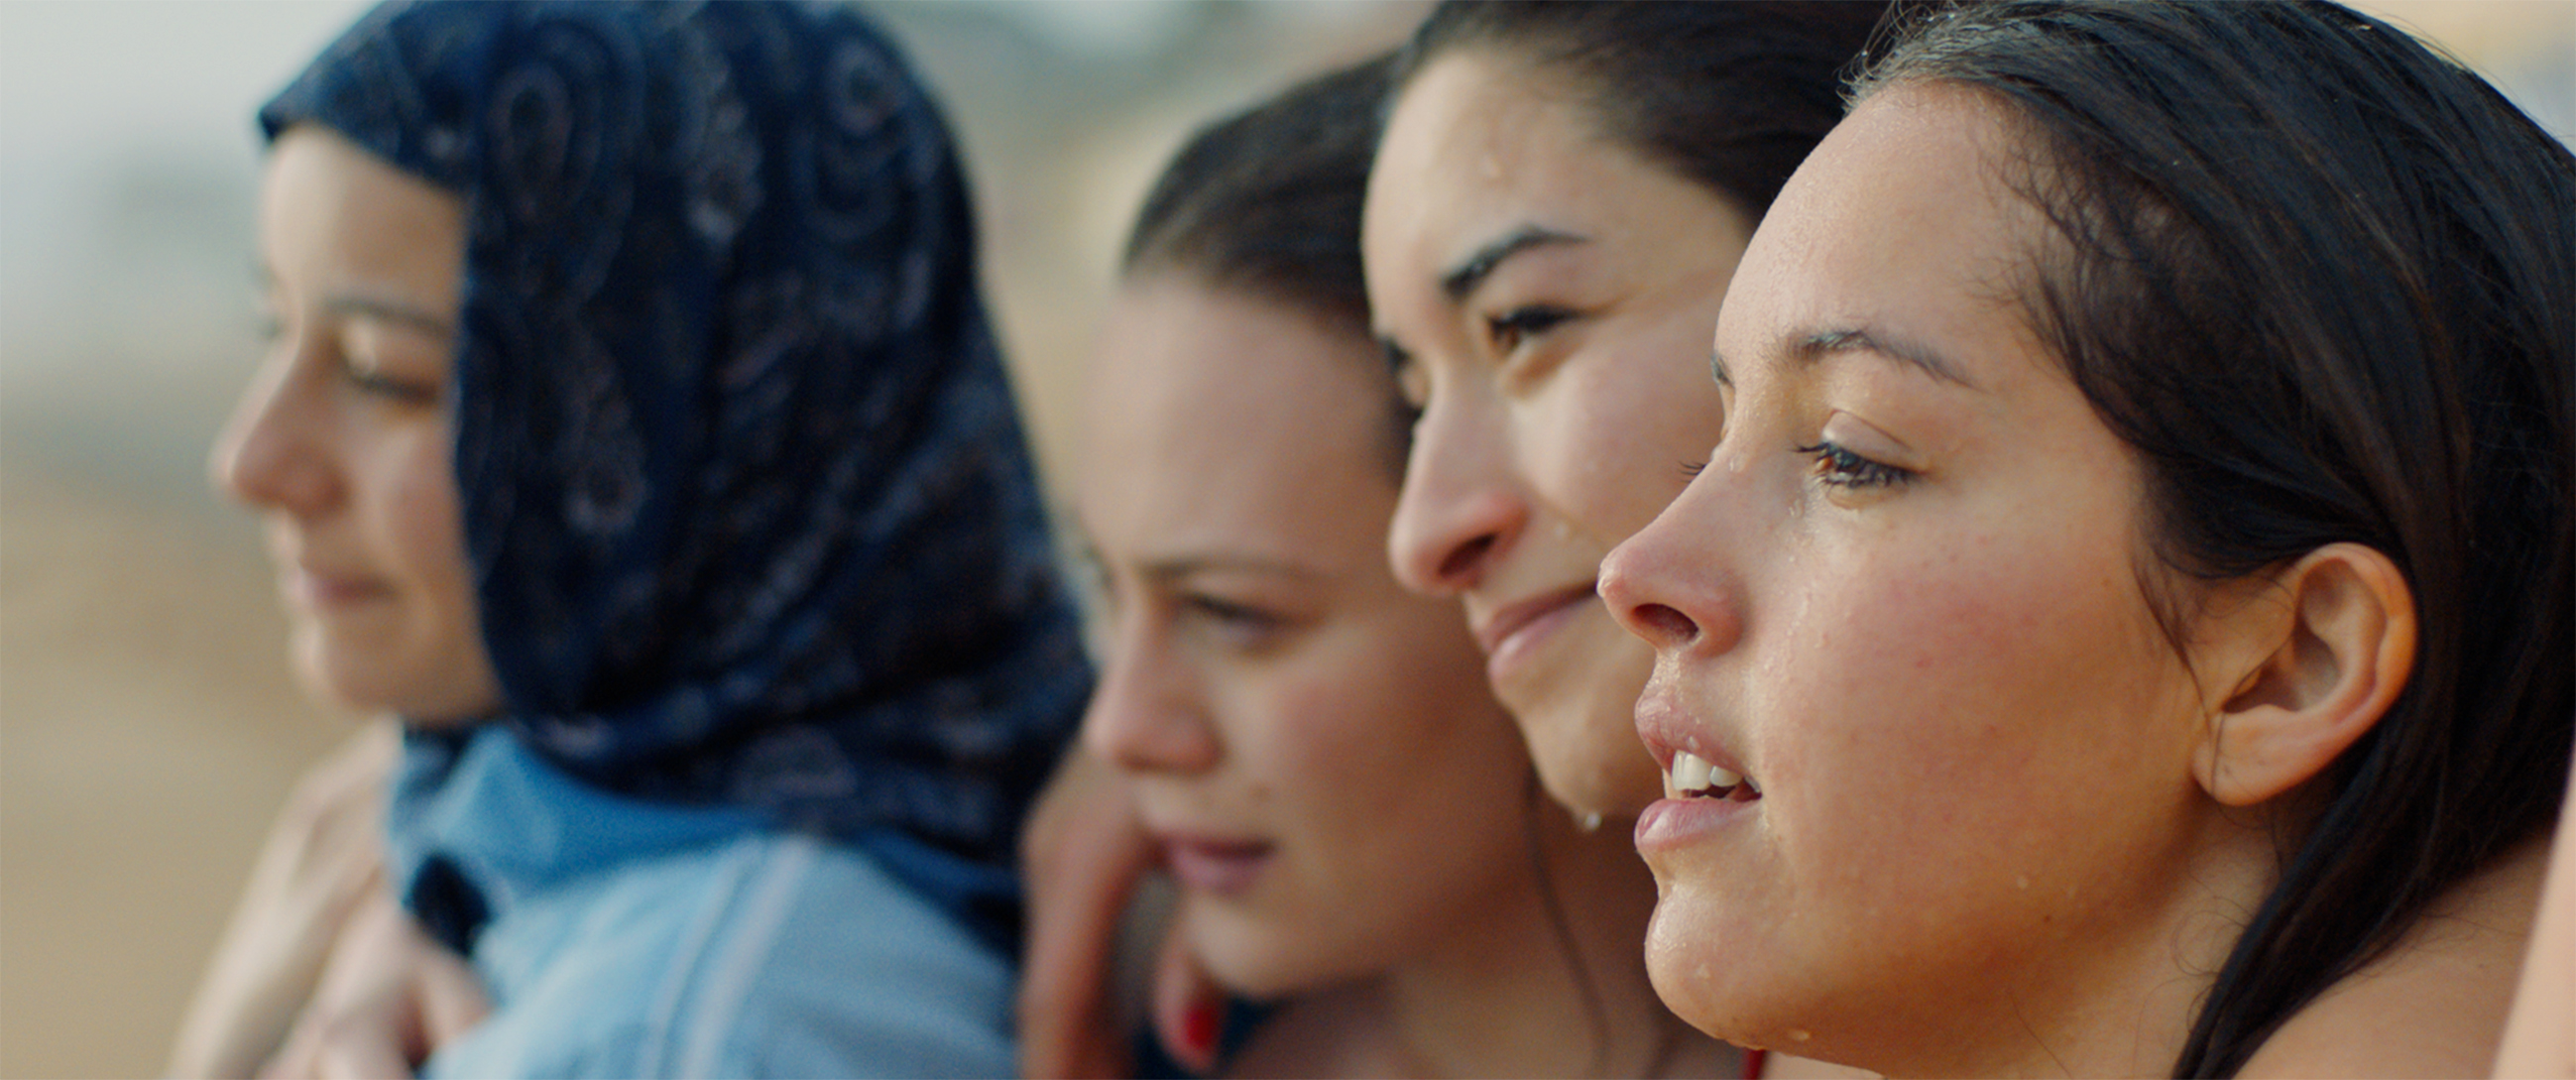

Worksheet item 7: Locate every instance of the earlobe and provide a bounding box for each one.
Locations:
[2193,543,2417,807]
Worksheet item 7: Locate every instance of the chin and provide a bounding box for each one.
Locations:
[1645,888,1845,1065]
[292,639,370,713]
[1520,698,1662,820]
[1185,902,1375,1002]
[298,657,485,727]
[1643,883,1775,1048]
[1194,935,1324,1002]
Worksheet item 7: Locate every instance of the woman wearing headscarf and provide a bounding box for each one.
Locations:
[176,2,1088,1074]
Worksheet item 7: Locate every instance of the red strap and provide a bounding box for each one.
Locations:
[1742,1046,1770,1080]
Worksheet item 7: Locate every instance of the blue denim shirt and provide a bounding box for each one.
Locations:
[390,728,1017,1078]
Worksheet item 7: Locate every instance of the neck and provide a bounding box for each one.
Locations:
[1372,804,1729,1079]
[1858,809,2282,1079]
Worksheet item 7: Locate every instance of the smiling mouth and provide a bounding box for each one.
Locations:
[1663,750,1762,802]
[1474,583,1597,659]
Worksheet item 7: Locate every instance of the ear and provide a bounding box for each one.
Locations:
[2191,542,2417,807]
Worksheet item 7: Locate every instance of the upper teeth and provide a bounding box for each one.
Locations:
[1668,751,1743,797]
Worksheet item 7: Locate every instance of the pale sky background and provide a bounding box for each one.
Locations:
[2,1,2567,396]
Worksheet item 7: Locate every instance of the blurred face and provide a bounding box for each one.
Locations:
[1366,50,1753,820]
[1079,276,1537,997]
[212,125,501,726]
[1598,85,2227,1072]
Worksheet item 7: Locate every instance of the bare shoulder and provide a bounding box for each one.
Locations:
[1763,1050,1880,1079]
[2496,788,2576,1077]
[2241,833,2551,1079]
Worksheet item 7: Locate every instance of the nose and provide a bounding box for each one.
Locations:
[1386,395,1525,597]
[1080,618,1222,778]
[209,344,338,517]
[1598,470,1741,658]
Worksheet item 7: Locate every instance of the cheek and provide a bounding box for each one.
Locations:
[1265,625,1528,878]
[383,431,476,619]
[1764,523,2184,852]
[1536,351,1727,547]
[1274,633,1504,805]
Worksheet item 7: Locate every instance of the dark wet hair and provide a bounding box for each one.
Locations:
[1857,3,2575,1075]
[1120,55,1389,338]
[1393,0,1890,221]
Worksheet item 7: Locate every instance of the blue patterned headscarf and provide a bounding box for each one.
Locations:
[261,0,1089,868]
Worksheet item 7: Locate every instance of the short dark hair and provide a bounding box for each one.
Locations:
[1119,55,1390,338]
[1859,3,2576,1076]
[1394,0,1890,221]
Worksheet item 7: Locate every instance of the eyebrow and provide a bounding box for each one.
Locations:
[323,294,458,339]
[258,264,457,338]
[1791,327,1975,388]
[1439,225,1587,302]
[1140,553,1325,587]
[1074,520,1325,587]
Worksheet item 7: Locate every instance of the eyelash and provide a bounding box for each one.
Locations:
[1796,440,1915,490]
[1485,305,1573,352]
[257,309,441,408]
[1186,594,1280,631]
[1182,594,1290,653]
[344,366,435,405]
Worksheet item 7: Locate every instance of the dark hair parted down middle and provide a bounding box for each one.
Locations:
[1395,0,1891,221]
[1859,3,2575,1076]
[1121,56,1390,338]
[1121,55,1400,474]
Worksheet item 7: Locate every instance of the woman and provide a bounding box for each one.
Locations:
[1598,2,2572,1075]
[1071,58,1726,1078]
[1022,6,1886,1073]
[1366,0,1886,823]
[189,2,1087,1074]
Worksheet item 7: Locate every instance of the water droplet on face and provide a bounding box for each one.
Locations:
[2016,874,2031,890]
[1727,452,1747,475]
[1788,1029,1812,1042]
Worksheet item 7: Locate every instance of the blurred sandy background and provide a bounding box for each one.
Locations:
[1,2,2564,1076]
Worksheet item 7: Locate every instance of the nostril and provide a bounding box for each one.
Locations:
[1435,534,1495,585]
[1627,602,1699,647]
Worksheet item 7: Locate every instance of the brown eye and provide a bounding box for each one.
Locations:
[1485,305,1572,352]
[1797,440,1914,491]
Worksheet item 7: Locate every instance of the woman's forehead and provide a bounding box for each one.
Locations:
[1720,83,2048,375]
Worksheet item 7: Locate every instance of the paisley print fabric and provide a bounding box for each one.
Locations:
[262,0,1089,866]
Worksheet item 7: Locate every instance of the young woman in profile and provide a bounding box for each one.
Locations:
[1024,6,1885,1075]
[1599,2,2571,1076]
[175,3,1087,1075]
[1367,0,1886,829]
[1066,58,1729,1079]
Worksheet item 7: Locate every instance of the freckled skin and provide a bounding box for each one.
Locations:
[1602,86,2278,1076]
